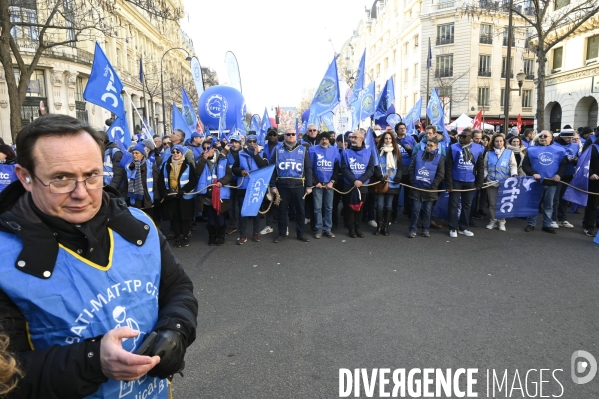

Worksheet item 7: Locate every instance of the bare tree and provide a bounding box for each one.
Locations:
[201,67,219,88]
[462,0,599,129]
[0,0,183,141]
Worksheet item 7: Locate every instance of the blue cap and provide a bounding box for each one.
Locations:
[191,132,202,139]
[132,143,146,155]
[229,133,242,142]
[172,145,186,154]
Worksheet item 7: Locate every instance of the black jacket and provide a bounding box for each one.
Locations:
[339,144,375,194]
[0,182,198,399]
[105,142,126,195]
[445,144,485,189]
[126,159,160,209]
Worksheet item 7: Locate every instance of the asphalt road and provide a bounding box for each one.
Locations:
[166,211,599,399]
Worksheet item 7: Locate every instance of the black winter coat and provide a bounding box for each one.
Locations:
[158,159,198,221]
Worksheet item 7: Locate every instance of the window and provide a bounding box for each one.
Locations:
[479,24,493,44]
[384,57,388,69]
[502,27,515,46]
[376,63,381,77]
[552,47,563,69]
[9,0,38,40]
[501,57,514,78]
[75,77,84,102]
[116,47,122,67]
[438,87,452,98]
[403,96,408,113]
[392,49,397,62]
[523,59,534,79]
[500,89,512,107]
[586,35,599,61]
[413,92,418,105]
[478,55,491,76]
[63,0,75,45]
[478,87,489,106]
[414,34,419,47]
[413,63,418,80]
[554,0,569,9]
[404,68,409,83]
[13,69,46,97]
[436,23,454,45]
[403,42,409,54]
[435,54,453,77]
[522,90,532,107]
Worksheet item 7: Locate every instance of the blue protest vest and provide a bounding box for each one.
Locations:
[398,138,413,166]
[276,145,305,180]
[342,148,371,184]
[413,150,441,188]
[238,149,265,190]
[554,141,580,175]
[103,148,121,185]
[263,142,281,164]
[0,163,17,193]
[527,145,566,179]
[309,145,338,183]
[487,149,513,182]
[188,145,203,161]
[377,152,400,189]
[0,208,168,399]
[125,160,154,205]
[450,143,483,182]
[162,162,195,200]
[196,158,230,199]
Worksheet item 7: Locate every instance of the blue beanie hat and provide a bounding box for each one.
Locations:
[132,143,146,155]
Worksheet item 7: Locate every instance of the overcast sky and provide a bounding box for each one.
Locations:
[181,0,368,116]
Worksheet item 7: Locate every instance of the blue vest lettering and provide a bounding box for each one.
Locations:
[342,149,371,184]
[451,143,482,182]
[0,164,17,193]
[413,151,441,187]
[276,146,305,179]
[527,145,566,179]
[309,145,338,183]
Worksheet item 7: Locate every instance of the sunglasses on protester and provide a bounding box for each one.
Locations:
[285,133,296,137]
[308,129,317,132]
[172,149,182,154]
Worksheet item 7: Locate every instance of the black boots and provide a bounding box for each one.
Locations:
[216,226,226,246]
[382,210,391,236]
[374,210,383,235]
[207,225,217,246]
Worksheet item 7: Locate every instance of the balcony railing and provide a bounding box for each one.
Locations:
[436,35,454,45]
[14,38,93,66]
[479,34,493,44]
[501,71,514,78]
[525,73,535,80]
[503,37,516,46]
[433,1,455,10]
[478,69,492,77]
[435,68,453,77]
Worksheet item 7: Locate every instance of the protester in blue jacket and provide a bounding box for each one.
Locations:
[309,132,339,239]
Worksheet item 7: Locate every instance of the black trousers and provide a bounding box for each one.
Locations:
[584,181,599,229]
[277,186,305,237]
[343,191,368,232]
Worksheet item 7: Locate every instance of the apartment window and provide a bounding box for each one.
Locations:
[523,59,534,79]
[392,49,397,62]
[404,68,409,83]
[414,34,419,47]
[554,0,569,9]
[477,87,490,106]
[75,77,84,102]
[413,63,418,80]
[500,89,512,107]
[438,87,452,98]
[501,57,514,78]
[9,0,38,40]
[376,63,381,77]
[435,54,453,77]
[437,23,454,45]
[116,47,122,67]
[384,57,389,69]
[413,92,418,105]
[478,55,491,76]
[586,35,599,61]
[13,69,46,97]
[502,27,515,46]
[479,24,493,44]
[522,90,532,107]
[403,42,409,54]
[553,47,563,69]
[403,96,408,113]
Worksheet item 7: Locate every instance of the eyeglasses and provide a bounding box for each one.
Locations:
[285,133,296,137]
[172,149,182,154]
[267,133,278,136]
[348,136,358,139]
[539,135,550,139]
[34,174,104,194]
[163,142,171,146]
[426,144,437,148]
[202,147,211,151]
[308,129,317,132]
[247,139,257,143]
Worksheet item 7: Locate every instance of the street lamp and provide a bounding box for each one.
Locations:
[516,70,526,94]
[160,47,192,135]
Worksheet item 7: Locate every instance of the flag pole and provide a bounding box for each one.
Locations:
[123,88,151,135]
[140,56,147,123]
[426,38,432,127]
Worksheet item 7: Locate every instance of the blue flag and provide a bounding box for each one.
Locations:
[350,50,366,105]
[241,165,276,217]
[0,164,17,193]
[218,106,227,140]
[259,108,271,146]
[494,176,542,218]
[353,81,376,128]
[181,88,198,135]
[375,76,395,119]
[250,114,261,133]
[83,42,125,119]
[427,38,433,69]
[364,127,379,167]
[106,116,132,152]
[563,145,596,207]
[403,97,422,136]
[310,55,340,117]
[172,103,192,137]
[432,192,458,220]
[235,105,247,136]
[386,113,402,129]
[295,118,299,134]
[321,112,335,131]
[426,88,450,143]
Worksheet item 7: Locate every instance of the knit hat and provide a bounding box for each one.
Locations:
[132,143,146,155]
[142,138,155,151]
[316,132,331,143]
[191,132,203,139]
[581,126,593,136]
[171,145,186,154]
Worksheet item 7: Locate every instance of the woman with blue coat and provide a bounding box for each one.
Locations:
[374,132,402,236]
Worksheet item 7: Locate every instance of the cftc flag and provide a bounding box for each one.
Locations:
[364,127,379,167]
[83,42,125,119]
[310,55,340,117]
[494,176,542,218]
[349,50,366,105]
[352,81,376,129]
[241,165,276,217]
[259,108,271,145]
[250,114,261,133]
[403,97,422,136]
[563,145,596,207]
[172,103,192,137]
[374,76,395,119]
[426,88,450,143]
[182,88,198,135]
[106,116,132,152]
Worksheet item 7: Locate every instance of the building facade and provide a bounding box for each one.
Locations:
[338,0,536,130]
[1,0,195,144]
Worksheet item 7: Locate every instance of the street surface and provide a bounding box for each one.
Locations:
[167,211,599,398]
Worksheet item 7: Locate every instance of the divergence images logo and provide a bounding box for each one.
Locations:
[315,78,337,106]
[539,152,554,166]
[571,350,597,385]
[206,94,228,119]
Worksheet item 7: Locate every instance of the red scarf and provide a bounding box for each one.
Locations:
[211,178,221,215]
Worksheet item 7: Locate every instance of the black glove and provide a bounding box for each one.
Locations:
[147,329,186,379]
[176,191,184,199]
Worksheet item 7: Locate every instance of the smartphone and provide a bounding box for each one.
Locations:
[134,331,158,356]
